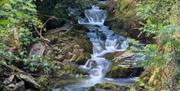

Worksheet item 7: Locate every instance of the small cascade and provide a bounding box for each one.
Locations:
[78,5,129,86]
[78,6,107,25]
[51,5,141,91]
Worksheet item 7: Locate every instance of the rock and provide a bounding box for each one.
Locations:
[14,81,25,91]
[88,86,96,91]
[3,75,15,85]
[105,50,145,68]
[6,81,25,91]
[107,65,144,78]
[29,42,45,57]
[95,83,130,91]
[112,51,134,63]
[104,50,144,78]
[104,51,124,61]
[86,60,98,69]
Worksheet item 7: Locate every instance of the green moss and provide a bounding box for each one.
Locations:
[104,53,114,61]
[37,75,52,91]
[128,38,139,45]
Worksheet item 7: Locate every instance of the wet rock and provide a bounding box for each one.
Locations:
[86,60,98,69]
[107,65,144,78]
[88,86,96,91]
[95,82,130,91]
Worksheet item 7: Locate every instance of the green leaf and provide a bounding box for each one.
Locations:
[129,88,136,91]
[2,3,12,10]
[15,11,24,18]
[0,0,8,5]
[0,19,12,25]
[9,0,16,4]
[0,10,9,16]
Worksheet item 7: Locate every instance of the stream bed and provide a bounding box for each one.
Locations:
[51,6,143,91]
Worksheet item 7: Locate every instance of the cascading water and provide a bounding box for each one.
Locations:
[78,6,106,25]
[52,6,137,91]
[78,6,129,85]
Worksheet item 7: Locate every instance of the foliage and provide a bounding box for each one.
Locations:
[136,0,180,66]
[0,0,41,45]
[115,0,136,21]
[36,0,90,28]
[133,0,180,90]
[23,56,58,74]
[0,0,57,74]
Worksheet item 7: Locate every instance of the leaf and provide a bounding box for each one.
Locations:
[15,11,24,18]
[0,10,9,16]
[0,19,12,25]
[9,0,16,4]
[2,3,12,10]
[0,0,8,5]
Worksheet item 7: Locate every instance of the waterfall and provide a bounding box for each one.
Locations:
[78,6,129,86]
[78,6,107,25]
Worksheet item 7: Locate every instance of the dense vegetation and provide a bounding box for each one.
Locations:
[0,0,179,91]
[0,0,88,90]
[112,0,180,90]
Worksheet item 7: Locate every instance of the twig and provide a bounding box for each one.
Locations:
[35,16,57,42]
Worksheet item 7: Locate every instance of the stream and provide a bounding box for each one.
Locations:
[52,6,138,91]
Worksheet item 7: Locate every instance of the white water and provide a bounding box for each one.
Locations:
[52,6,136,91]
[78,6,129,86]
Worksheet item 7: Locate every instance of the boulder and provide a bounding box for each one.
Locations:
[104,51,141,67]
[105,51,144,78]
[107,65,144,78]
[29,42,45,57]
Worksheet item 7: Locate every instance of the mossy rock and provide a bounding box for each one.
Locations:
[88,86,96,91]
[95,83,130,91]
[107,65,144,78]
